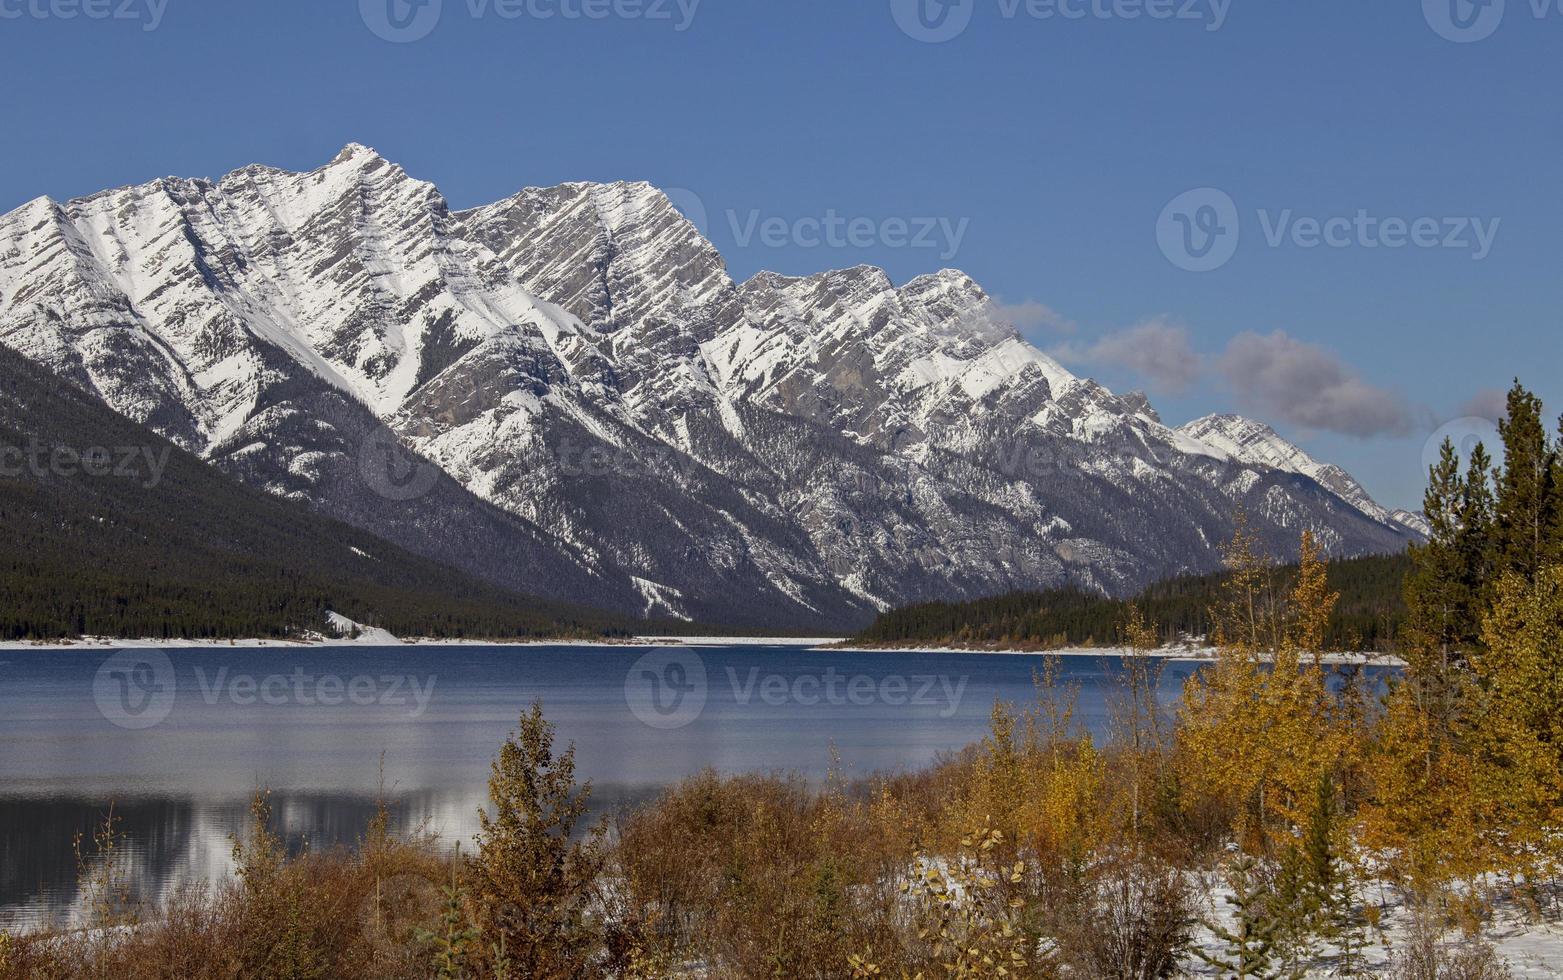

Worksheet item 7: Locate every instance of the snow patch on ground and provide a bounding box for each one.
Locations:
[323,612,401,644]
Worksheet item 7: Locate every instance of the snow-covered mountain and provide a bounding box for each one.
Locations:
[1176,415,1429,537]
[0,145,1419,629]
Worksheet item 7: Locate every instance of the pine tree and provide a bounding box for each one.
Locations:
[1403,439,1471,695]
[1195,853,1300,980]
[1454,442,1497,647]
[416,852,478,979]
[1361,435,1495,891]
[1293,774,1372,976]
[468,702,605,980]
[1493,381,1558,585]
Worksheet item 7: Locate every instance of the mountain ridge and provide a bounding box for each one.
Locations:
[0,144,1418,630]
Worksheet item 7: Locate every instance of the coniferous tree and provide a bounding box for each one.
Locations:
[1363,438,1488,890]
[1554,411,1563,562]
[1399,436,1495,748]
[1195,853,1300,980]
[1403,440,1468,691]
[469,702,605,980]
[1492,381,1558,585]
[1455,442,1497,642]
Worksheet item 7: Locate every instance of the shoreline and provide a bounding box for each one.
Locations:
[0,635,847,652]
[828,642,1403,666]
[0,636,1401,666]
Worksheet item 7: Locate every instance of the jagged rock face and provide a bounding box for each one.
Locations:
[0,146,1419,630]
[1177,415,1430,537]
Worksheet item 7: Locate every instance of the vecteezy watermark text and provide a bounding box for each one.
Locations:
[728,210,970,261]
[0,439,171,489]
[727,665,968,715]
[1422,0,1563,43]
[556,437,704,482]
[1157,188,1500,272]
[1255,210,1500,259]
[661,189,970,261]
[624,649,968,729]
[193,667,436,715]
[0,0,169,31]
[891,0,1230,43]
[92,650,437,729]
[361,0,700,43]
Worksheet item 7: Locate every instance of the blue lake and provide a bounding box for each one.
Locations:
[0,643,1380,930]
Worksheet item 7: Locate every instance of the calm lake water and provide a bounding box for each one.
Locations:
[0,643,1380,931]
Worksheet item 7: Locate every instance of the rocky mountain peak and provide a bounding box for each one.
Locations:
[0,146,1421,630]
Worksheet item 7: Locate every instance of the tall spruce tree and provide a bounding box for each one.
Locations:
[1493,381,1558,584]
[1455,443,1497,636]
[1554,411,1563,565]
[1403,441,1473,701]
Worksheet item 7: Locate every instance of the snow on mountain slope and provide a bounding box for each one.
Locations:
[1177,415,1426,537]
[0,145,1420,629]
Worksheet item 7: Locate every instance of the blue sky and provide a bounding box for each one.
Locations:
[1,0,1556,510]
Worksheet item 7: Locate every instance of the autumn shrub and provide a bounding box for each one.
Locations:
[849,822,1046,980]
[1049,849,1191,980]
[1385,907,1514,980]
[0,798,450,980]
[610,768,910,979]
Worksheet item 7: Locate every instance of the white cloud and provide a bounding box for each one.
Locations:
[991,298,1076,335]
[1053,316,1203,395]
[1216,330,1416,438]
[1458,387,1509,422]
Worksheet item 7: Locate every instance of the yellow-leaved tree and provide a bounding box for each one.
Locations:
[1468,568,1563,884]
[948,663,1107,868]
[1177,522,1354,849]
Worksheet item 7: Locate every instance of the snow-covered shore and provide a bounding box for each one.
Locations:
[829,642,1404,666]
[0,634,844,652]
[0,634,1400,666]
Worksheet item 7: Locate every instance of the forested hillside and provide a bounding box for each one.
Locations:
[856,551,1412,652]
[0,344,628,641]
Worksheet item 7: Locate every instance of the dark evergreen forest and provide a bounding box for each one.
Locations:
[0,344,630,641]
[856,551,1413,652]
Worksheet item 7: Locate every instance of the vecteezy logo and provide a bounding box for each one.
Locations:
[662,188,711,240]
[359,425,441,502]
[1422,416,1502,476]
[361,0,443,43]
[624,649,707,730]
[1423,0,1504,42]
[891,0,976,42]
[1157,187,1241,273]
[93,649,176,730]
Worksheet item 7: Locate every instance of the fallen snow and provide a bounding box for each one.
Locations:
[323,611,401,645]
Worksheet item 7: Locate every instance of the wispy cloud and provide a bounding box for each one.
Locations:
[1458,387,1509,422]
[991,298,1076,335]
[1215,330,1416,438]
[1053,316,1202,395]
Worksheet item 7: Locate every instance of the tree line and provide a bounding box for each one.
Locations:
[857,551,1412,652]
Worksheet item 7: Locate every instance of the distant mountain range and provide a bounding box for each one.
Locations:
[0,145,1421,632]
